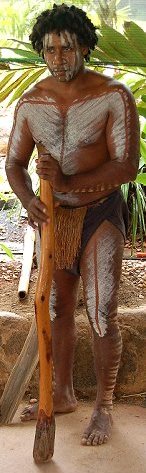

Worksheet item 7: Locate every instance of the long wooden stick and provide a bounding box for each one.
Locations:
[33,179,55,464]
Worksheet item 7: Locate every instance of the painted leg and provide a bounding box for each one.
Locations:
[20,269,80,421]
[80,220,124,446]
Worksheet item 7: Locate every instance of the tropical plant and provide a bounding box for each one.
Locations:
[94,0,130,29]
[92,21,146,251]
[0,0,130,40]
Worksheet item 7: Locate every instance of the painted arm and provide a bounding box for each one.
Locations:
[6,101,35,207]
[6,101,49,226]
[64,85,140,197]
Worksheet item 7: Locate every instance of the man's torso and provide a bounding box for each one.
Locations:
[10,71,129,206]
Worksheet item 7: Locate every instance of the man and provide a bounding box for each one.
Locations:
[6,4,139,446]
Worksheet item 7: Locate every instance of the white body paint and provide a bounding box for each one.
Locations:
[84,248,108,337]
[44,31,84,82]
[82,222,124,337]
[43,33,53,49]
[8,88,131,205]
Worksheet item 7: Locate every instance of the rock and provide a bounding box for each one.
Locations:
[116,307,146,396]
[74,306,146,398]
[0,307,146,402]
[0,311,30,397]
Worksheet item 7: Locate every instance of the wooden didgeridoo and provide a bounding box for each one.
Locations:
[33,178,55,464]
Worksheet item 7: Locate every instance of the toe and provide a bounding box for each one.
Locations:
[81,435,89,446]
[20,405,38,422]
[103,435,108,443]
[86,434,96,446]
[93,432,109,445]
[20,410,31,421]
[29,398,37,405]
[92,433,102,446]
[81,432,97,446]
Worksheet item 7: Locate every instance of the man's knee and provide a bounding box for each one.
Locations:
[87,302,120,338]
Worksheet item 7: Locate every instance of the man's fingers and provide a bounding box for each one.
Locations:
[29,207,49,222]
[36,155,55,164]
[34,199,49,215]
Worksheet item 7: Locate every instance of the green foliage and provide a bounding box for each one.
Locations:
[0,243,14,260]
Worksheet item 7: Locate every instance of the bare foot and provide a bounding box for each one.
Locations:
[81,407,113,446]
[20,395,77,422]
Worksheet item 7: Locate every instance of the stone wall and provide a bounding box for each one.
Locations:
[0,307,146,400]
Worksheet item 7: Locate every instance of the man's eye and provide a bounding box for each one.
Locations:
[46,48,54,53]
[63,46,72,51]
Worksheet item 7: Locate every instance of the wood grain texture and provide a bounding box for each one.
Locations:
[33,179,55,463]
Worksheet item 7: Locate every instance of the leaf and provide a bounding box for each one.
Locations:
[121,183,129,202]
[137,106,146,119]
[0,69,32,102]
[0,57,44,65]
[141,94,146,102]
[136,185,146,232]
[142,122,146,135]
[7,39,34,51]
[131,78,146,94]
[100,23,146,65]
[0,63,10,70]
[140,137,146,161]
[91,48,114,63]
[8,67,46,105]
[135,173,146,185]
[139,156,146,168]
[98,36,125,62]
[124,22,146,60]
[0,47,39,60]
[0,71,16,91]
[131,194,138,250]
[134,88,146,99]
[0,243,14,260]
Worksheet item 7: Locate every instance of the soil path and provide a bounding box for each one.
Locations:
[0,401,145,473]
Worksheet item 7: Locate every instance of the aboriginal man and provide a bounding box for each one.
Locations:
[6,4,140,447]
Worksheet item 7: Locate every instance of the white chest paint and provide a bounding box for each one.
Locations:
[14,94,110,174]
[11,89,129,205]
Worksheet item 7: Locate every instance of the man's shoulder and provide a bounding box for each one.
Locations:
[16,77,53,107]
[86,70,132,98]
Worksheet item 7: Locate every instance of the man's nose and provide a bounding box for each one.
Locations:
[53,50,64,64]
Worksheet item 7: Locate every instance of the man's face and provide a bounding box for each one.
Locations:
[43,31,87,82]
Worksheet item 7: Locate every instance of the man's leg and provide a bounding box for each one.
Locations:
[20,269,80,421]
[80,220,124,445]
[51,269,80,412]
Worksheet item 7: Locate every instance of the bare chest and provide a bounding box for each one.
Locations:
[20,95,109,174]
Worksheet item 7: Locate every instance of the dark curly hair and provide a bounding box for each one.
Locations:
[29,3,98,61]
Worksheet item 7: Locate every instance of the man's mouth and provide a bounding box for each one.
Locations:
[53,68,69,73]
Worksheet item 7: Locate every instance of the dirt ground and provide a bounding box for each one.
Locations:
[0,401,146,473]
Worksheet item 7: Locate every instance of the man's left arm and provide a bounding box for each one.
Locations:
[64,85,140,196]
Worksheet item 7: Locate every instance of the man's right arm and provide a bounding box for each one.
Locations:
[5,100,49,226]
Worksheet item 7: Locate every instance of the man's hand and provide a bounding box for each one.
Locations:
[36,154,68,192]
[27,196,49,228]
[27,195,60,228]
